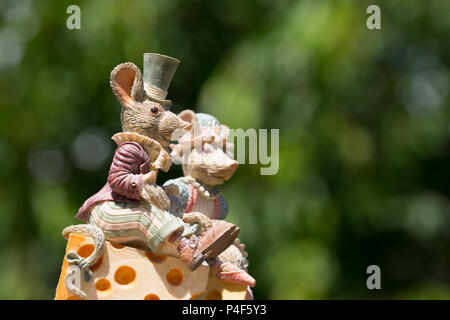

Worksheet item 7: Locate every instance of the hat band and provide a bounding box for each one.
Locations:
[144,84,168,100]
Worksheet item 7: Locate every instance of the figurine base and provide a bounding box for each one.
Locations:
[55,234,248,300]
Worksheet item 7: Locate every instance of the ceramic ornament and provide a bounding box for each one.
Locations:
[55,53,243,300]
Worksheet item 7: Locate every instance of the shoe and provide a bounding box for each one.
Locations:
[245,288,254,300]
[179,220,240,271]
[213,260,256,287]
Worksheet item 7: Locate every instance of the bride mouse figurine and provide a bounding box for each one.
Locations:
[165,110,256,298]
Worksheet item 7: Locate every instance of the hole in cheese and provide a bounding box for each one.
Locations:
[114,266,136,285]
[77,244,103,271]
[144,294,160,300]
[145,251,167,263]
[95,278,111,291]
[166,268,183,286]
[110,242,125,250]
[206,289,222,300]
[189,292,204,300]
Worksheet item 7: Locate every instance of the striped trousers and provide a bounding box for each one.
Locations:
[89,201,186,253]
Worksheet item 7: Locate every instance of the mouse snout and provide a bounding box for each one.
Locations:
[158,111,193,146]
[216,158,238,181]
[227,160,238,176]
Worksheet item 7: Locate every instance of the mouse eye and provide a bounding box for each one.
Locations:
[203,145,212,153]
[150,106,159,114]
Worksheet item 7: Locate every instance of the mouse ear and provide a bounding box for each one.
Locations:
[178,109,196,124]
[178,109,201,136]
[110,62,146,107]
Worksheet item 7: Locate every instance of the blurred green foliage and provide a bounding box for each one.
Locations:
[0,0,450,299]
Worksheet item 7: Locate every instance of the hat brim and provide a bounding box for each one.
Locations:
[146,94,172,107]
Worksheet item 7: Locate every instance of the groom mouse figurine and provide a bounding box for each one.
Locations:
[74,53,240,271]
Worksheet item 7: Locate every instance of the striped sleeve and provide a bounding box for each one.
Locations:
[218,195,229,220]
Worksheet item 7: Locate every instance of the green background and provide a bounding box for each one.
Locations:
[1,0,450,299]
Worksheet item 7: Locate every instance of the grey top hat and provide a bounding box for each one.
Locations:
[143,53,180,107]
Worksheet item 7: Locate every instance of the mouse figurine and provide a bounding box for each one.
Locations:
[69,54,240,276]
[164,110,256,297]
